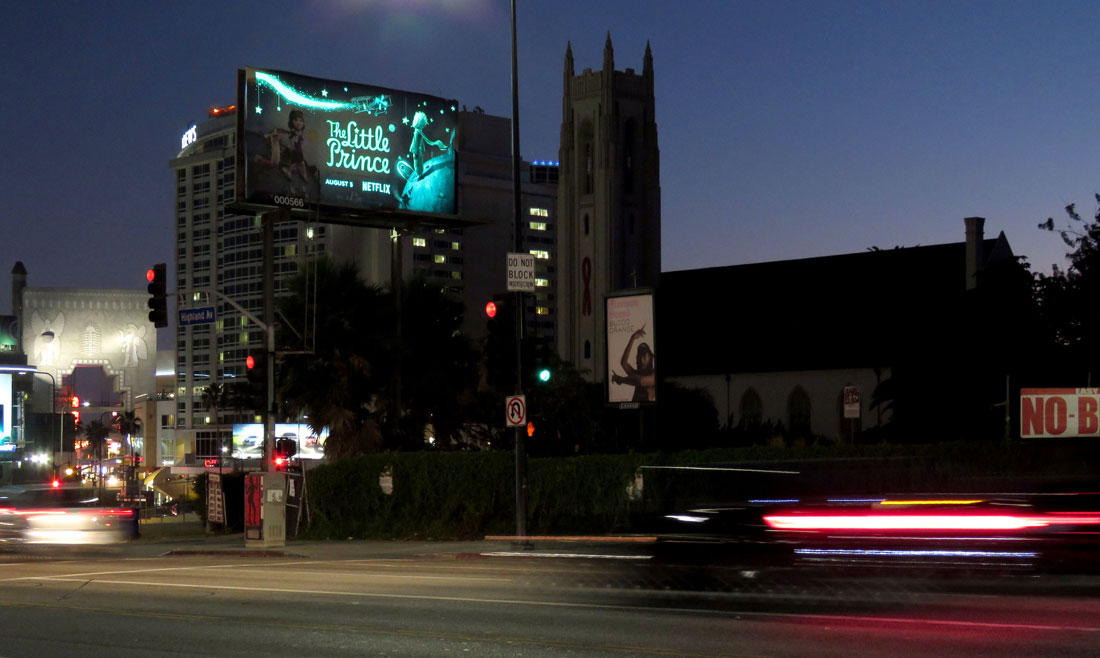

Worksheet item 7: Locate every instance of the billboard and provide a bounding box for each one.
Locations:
[606,291,656,405]
[231,423,328,460]
[1020,388,1100,438]
[0,373,11,453]
[237,67,457,218]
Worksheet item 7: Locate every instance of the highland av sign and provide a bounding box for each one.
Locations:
[236,67,458,221]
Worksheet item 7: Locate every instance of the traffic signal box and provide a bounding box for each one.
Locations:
[146,263,167,328]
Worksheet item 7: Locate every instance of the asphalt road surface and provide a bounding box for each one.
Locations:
[0,540,1098,657]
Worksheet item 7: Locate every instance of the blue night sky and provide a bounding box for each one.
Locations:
[2,0,1099,315]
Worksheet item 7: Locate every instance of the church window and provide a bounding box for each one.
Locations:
[584,340,591,359]
[623,119,636,194]
[584,142,593,194]
[739,388,763,428]
[581,120,594,195]
[788,386,812,437]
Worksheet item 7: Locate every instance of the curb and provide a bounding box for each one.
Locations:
[484,536,656,543]
[160,549,309,558]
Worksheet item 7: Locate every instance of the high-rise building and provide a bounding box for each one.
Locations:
[556,36,661,383]
[170,105,558,456]
[171,107,331,432]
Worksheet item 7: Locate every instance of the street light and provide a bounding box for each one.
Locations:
[1,366,61,469]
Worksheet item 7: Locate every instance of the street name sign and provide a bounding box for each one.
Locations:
[179,306,215,326]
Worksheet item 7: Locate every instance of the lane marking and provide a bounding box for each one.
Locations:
[16,576,1100,633]
[0,560,311,582]
[216,567,512,582]
[0,598,759,658]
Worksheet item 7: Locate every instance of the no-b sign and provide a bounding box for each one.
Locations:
[506,252,536,292]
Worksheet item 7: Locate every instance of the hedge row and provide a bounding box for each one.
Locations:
[299,440,1100,540]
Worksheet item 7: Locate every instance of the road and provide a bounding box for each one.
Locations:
[0,539,1098,657]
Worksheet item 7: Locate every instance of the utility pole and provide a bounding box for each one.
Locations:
[510,0,528,543]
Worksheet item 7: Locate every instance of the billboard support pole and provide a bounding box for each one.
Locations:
[262,210,280,472]
[391,229,404,432]
[510,0,528,546]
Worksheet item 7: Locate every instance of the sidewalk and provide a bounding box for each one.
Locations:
[128,519,639,562]
[128,518,498,560]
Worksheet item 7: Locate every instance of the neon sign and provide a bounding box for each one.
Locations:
[181,125,197,149]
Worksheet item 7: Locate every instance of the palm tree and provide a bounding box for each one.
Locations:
[79,419,111,493]
[277,257,390,458]
[201,383,227,467]
[394,276,479,449]
[115,410,142,480]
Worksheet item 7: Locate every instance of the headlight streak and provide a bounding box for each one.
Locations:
[664,515,709,523]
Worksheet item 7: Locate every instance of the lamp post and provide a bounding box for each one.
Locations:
[4,366,61,473]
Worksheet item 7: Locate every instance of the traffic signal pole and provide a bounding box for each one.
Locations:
[510,0,528,544]
[175,209,282,473]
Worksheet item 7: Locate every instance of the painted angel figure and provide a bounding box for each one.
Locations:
[119,323,149,367]
[30,311,65,366]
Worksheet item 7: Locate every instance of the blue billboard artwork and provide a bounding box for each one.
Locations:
[239,67,458,217]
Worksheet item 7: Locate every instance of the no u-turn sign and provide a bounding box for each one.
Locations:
[505,395,527,427]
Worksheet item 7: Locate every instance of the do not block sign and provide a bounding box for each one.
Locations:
[507,252,536,292]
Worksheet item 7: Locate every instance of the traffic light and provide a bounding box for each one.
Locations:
[246,352,267,413]
[146,263,168,328]
[532,337,553,384]
[485,294,516,392]
[273,437,297,471]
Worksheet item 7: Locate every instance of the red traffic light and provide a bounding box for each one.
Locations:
[146,268,156,283]
[246,355,255,369]
[485,301,497,318]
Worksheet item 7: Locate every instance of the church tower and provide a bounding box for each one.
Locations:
[556,35,661,382]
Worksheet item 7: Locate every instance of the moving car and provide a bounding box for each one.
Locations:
[652,492,1100,575]
[0,484,138,546]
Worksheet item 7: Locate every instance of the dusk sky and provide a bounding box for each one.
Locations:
[3,1,1099,316]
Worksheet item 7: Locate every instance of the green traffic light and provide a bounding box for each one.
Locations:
[538,369,551,383]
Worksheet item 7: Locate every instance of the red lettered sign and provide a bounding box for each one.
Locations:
[1020,388,1100,438]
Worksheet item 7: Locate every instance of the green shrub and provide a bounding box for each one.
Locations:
[294,441,1100,540]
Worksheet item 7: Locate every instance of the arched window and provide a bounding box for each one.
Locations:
[580,121,594,195]
[623,119,636,194]
[788,386,812,437]
[739,388,763,428]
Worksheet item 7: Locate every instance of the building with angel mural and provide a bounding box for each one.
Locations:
[10,262,157,469]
